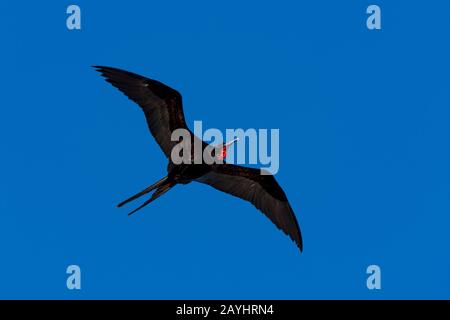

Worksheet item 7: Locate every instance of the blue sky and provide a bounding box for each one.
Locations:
[1,1,449,299]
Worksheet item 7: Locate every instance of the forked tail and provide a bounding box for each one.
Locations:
[117,177,168,208]
[127,181,174,216]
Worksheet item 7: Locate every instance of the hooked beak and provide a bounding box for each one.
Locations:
[225,137,239,147]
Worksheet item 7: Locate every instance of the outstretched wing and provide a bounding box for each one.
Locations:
[94,66,189,158]
[196,164,303,252]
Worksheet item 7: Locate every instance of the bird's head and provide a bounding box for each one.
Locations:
[216,138,239,161]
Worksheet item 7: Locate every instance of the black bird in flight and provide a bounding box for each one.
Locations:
[94,66,303,252]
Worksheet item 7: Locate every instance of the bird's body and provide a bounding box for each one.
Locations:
[168,162,209,184]
[94,66,303,252]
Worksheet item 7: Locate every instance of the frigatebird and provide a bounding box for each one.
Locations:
[94,66,303,252]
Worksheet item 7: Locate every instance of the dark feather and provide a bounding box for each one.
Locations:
[196,164,303,252]
[93,66,189,158]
